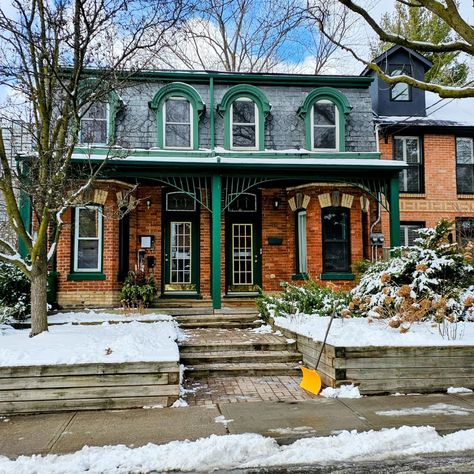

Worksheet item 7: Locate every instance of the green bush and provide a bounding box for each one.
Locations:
[120,271,156,308]
[0,261,30,322]
[257,280,350,322]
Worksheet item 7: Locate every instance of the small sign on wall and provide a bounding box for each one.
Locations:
[139,235,154,249]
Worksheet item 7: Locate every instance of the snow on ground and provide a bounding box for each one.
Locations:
[376,403,474,417]
[447,387,473,394]
[275,315,474,346]
[2,427,474,473]
[320,384,362,399]
[34,310,172,324]
[0,320,179,366]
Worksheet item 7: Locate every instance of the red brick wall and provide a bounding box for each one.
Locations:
[380,133,474,244]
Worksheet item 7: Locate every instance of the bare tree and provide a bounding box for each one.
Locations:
[310,0,474,98]
[159,0,303,72]
[0,0,188,336]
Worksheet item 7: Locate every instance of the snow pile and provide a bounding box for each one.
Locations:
[37,310,173,324]
[0,320,179,366]
[320,384,362,399]
[274,315,474,346]
[447,387,473,394]
[2,427,474,472]
[171,398,189,408]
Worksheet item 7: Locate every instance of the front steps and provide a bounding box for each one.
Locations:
[175,312,261,329]
[179,328,302,378]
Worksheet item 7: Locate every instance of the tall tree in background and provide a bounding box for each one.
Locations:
[0,0,187,336]
[315,0,474,98]
[370,2,468,86]
[159,0,303,72]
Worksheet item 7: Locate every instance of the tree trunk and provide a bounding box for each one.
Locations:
[30,248,49,337]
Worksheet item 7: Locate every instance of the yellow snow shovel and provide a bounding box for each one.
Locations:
[300,308,337,395]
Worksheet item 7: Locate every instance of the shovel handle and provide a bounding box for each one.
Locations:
[314,308,337,371]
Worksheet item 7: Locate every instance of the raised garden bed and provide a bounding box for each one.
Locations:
[276,323,474,395]
[0,361,180,414]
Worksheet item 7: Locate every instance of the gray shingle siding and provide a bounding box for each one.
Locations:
[114,81,376,152]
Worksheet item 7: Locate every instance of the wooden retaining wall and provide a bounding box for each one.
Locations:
[278,326,474,394]
[0,361,180,415]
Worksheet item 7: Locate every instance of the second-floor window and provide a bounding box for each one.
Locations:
[394,136,423,193]
[164,97,192,149]
[456,137,474,194]
[312,100,338,151]
[389,64,412,101]
[80,102,108,145]
[231,98,257,149]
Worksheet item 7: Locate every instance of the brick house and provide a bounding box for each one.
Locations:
[51,70,405,309]
[363,45,474,249]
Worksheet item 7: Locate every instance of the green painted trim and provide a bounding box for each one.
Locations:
[298,87,351,152]
[67,272,107,281]
[217,84,270,151]
[71,68,373,88]
[18,190,31,259]
[73,147,382,161]
[108,90,124,145]
[292,273,309,281]
[210,77,215,149]
[211,175,222,309]
[320,272,355,280]
[389,176,401,247]
[149,82,205,150]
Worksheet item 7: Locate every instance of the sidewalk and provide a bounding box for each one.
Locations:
[1,392,474,459]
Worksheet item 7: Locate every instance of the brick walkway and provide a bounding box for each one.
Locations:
[182,375,318,406]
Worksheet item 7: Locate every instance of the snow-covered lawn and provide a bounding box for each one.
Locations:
[0,319,180,366]
[275,315,474,346]
[1,426,474,473]
[38,310,172,325]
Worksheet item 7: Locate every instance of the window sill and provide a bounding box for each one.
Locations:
[400,193,425,198]
[320,272,355,281]
[458,194,474,199]
[292,273,309,281]
[67,272,107,281]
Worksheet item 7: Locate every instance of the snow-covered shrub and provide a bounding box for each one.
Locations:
[349,220,474,332]
[0,261,30,322]
[257,280,350,322]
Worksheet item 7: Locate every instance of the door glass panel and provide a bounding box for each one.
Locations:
[232,223,253,285]
[170,222,192,284]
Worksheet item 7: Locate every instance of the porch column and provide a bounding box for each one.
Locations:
[389,176,400,248]
[211,175,222,310]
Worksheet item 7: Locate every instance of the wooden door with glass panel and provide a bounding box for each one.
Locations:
[163,192,199,294]
[226,193,261,293]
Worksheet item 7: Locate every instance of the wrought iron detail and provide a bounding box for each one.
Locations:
[223,177,275,211]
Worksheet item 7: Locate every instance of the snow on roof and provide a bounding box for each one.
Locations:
[377,91,474,128]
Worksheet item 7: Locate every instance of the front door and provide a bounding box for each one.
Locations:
[163,191,199,294]
[226,193,261,294]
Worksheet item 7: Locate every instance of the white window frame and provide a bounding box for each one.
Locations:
[297,210,307,274]
[163,97,193,150]
[311,100,339,152]
[79,103,110,146]
[73,205,103,272]
[230,98,259,151]
[394,136,421,192]
[400,223,423,247]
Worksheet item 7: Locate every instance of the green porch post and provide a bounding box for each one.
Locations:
[211,175,222,310]
[389,176,400,248]
[18,190,31,259]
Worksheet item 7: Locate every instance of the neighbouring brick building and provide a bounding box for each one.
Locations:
[363,46,474,249]
[50,69,405,308]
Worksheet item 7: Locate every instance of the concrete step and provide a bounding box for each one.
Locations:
[181,350,301,365]
[177,321,262,329]
[184,362,302,377]
[179,340,297,353]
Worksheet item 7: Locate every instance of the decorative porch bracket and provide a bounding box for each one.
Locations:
[148,177,211,211]
[222,176,277,212]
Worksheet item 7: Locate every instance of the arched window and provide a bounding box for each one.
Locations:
[217,85,271,151]
[149,83,205,150]
[298,87,351,152]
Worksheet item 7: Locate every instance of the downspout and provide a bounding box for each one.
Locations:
[370,122,382,261]
[210,77,215,151]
